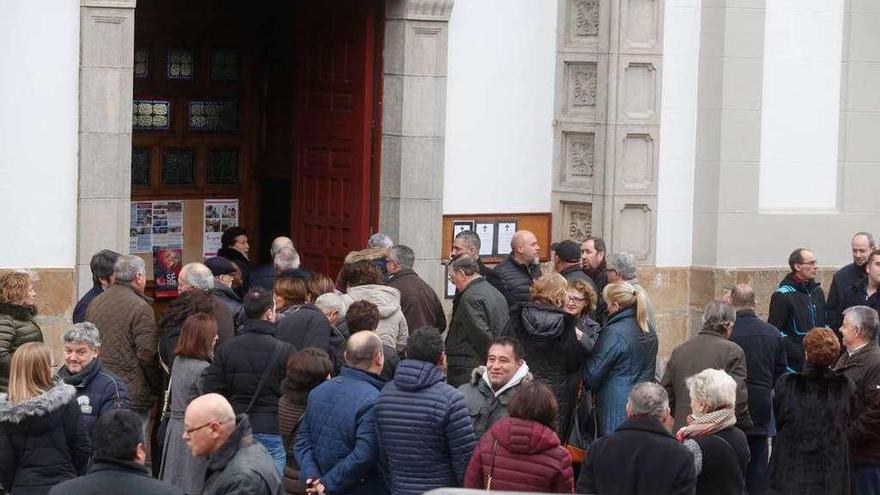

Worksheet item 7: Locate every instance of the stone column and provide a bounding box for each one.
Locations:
[381,0,453,290]
[76,0,136,297]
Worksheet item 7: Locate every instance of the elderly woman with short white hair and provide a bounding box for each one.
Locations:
[677,368,751,495]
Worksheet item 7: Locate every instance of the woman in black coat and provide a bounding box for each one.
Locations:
[507,273,586,440]
[769,328,855,495]
[0,343,91,495]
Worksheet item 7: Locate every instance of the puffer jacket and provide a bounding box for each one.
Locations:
[0,382,91,495]
[0,303,43,393]
[202,415,282,495]
[493,256,542,315]
[276,304,334,354]
[458,364,532,438]
[507,303,586,440]
[211,284,246,332]
[294,367,387,495]
[463,417,573,493]
[446,277,510,387]
[56,357,130,436]
[768,273,826,372]
[374,359,476,495]
[583,307,658,436]
[345,285,408,352]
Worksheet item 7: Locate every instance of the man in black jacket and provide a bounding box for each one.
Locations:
[768,248,826,372]
[838,247,880,323]
[728,284,786,495]
[581,236,609,323]
[201,287,294,476]
[827,232,875,331]
[578,382,696,495]
[450,230,504,294]
[552,239,597,291]
[49,410,183,495]
[493,229,542,316]
[205,256,247,332]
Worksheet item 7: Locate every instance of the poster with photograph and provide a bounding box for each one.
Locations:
[153,247,183,298]
[151,201,184,249]
[129,202,153,253]
[204,199,239,257]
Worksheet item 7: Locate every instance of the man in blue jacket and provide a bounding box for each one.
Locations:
[375,327,476,495]
[294,331,388,495]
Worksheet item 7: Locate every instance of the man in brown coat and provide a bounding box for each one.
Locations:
[661,300,752,430]
[86,255,162,430]
[386,245,447,333]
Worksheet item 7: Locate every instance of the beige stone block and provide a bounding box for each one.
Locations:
[848,13,880,62]
[851,0,880,13]
[77,264,93,299]
[554,123,606,193]
[717,161,759,213]
[691,212,719,266]
[614,126,659,195]
[841,162,880,211]
[639,266,689,310]
[401,76,446,137]
[720,109,761,162]
[846,63,880,112]
[412,258,445,297]
[844,113,880,162]
[698,8,725,58]
[396,198,443,260]
[557,0,611,53]
[404,20,448,76]
[81,0,136,7]
[611,196,657,263]
[378,197,401,244]
[77,199,129,265]
[385,0,454,21]
[618,56,662,124]
[79,133,132,199]
[383,20,406,76]
[695,107,722,162]
[723,8,765,59]
[557,54,609,124]
[697,56,724,110]
[688,267,717,309]
[399,137,445,199]
[620,0,663,54]
[722,58,763,110]
[80,67,133,134]
[655,312,690,360]
[80,7,134,69]
[692,160,720,213]
[381,135,402,198]
[382,75,404,136]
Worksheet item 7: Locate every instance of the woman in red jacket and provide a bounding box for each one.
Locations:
[464,381,574,493]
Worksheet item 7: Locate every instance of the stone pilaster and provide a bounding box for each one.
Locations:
[381,0,453,291]
[76,0,136,297]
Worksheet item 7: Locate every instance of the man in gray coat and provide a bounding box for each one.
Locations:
[184,394,282,495]
[446,256,511,387]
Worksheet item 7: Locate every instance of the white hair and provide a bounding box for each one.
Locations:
[315,292,347,317]
[367,233,393,249]
[270,237,294,257]
[627,382,669,419]
[686,369,737,412]
[113,255,145,282]
[181,262,214,290]
[273,247,301,271]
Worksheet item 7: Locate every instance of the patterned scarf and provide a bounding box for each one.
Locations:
[676,407,736,442]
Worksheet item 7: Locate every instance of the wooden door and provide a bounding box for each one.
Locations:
[293,0,382,278]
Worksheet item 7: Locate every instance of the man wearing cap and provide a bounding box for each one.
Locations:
[204,256,246,333]
[553,239,598,291]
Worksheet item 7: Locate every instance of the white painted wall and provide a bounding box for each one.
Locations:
[759,0,844,210]
[0,2,79,268]
[655,0,701,266]
[443,1,557,214]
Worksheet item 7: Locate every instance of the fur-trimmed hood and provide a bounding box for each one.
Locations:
[0,301,37,320]
[344,247,389,264]
[470,363,532,397]
[0,381,75,424]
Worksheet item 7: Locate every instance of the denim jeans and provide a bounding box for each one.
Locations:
[746,434,768,495]
[253,433,285,476]
[854,463,880,495]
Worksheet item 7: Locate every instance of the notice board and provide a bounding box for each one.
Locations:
[441,213,552,263]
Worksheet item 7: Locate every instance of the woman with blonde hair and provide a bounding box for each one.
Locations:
[0,342,91,494]
[0,271,43,393]
[583,281,658,435]
[507,272,587,440]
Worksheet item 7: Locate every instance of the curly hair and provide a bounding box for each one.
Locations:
[804,327,841,367]
[0,272,32,306]
[529,273,568,308]
[567,278,597,313]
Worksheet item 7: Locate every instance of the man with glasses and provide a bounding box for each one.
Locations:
[768,248,827,372]
[183,393,281,495]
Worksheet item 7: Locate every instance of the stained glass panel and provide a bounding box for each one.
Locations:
[131,148,150,186]
[207,149,239,184]
[162,148,195,185]
[132,99,171,130]
[211,49,240,81]
[188,100,238,131]
[167,48,195,79]
[134,47,149,79]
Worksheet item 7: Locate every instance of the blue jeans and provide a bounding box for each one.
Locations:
[854,463,880,495]
[746,434,768,495]
[253,433,285,476]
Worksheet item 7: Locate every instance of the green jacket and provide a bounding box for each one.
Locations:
[0,302,44,392]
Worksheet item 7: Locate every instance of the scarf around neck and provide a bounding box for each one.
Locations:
[676,407,736,441]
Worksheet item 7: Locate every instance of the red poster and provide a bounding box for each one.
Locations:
[153,247,183,298]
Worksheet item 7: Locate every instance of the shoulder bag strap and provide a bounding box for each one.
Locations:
[486,438,498,491]
[161,374,172,419]
[245,340,284,415]
[283,414,306,455]
[710,433,746,473]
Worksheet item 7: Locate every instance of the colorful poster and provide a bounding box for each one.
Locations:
[203,199,239,257]
[130,202,153,253]
[151,201,184,249]
[153,247,183,298]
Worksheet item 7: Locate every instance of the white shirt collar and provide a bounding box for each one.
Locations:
[848,342,868,357]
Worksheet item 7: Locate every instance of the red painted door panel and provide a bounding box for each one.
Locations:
[293,0,378,278]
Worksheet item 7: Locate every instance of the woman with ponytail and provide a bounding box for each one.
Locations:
[583,281,658,436]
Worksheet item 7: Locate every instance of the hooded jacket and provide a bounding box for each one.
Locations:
[56,357,131,436]
[446,277,510,387]
[458,364,532,438]
[374,359,476,495]
[202,415,282,495]
[507,302,586,439]
[768,273,826,372]
[0,302,43,393]
[463,417,573,493]
[583,307,658,436]
[0,381,92,495]
[345,285,408,352]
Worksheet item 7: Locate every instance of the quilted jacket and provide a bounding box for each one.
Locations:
[374,359,476,495]
[0,302,43,393]
[294,367,387,495]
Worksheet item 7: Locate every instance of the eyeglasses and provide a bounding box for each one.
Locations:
[184,418,230,435]
[567,295,586,304]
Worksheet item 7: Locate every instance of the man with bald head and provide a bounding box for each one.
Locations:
[728,284,787,495]
[827,232,876,331]
[184,393,281,494]
[493,230,543,315]
[250,236,295,290]
[294,332,388,494]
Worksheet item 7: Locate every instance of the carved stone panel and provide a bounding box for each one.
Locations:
[561,0,606,50]
[619,133,655,193]
[573,0,600,38]
[622,0,660,52]
[621,61,657,121]
[563,202,594,242]
[564,131,596,179]
[616,203,652,260]
[564,61,598,117]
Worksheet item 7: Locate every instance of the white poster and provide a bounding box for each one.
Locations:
[475,222,495,257]
[496,221,517,256]
[203,199,239,257]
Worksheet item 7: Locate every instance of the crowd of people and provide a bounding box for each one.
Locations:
[0,227,877,495]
